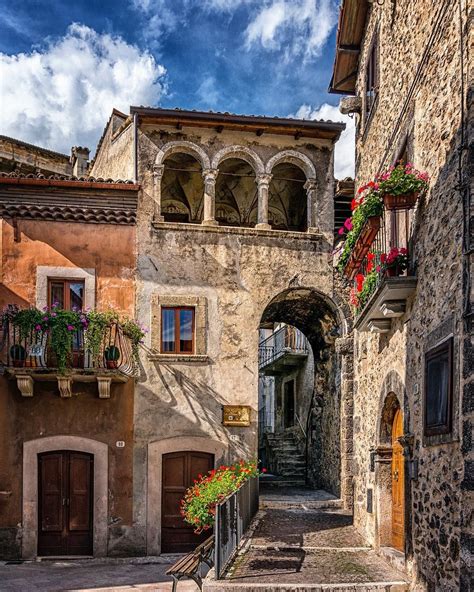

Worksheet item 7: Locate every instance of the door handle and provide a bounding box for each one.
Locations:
[393,470,399,481]
[62,498,70,506]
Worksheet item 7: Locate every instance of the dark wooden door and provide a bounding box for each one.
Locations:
[284,380,295,428]
[161,451,214,553]
[391,409,405,551]
[38,451,93,556]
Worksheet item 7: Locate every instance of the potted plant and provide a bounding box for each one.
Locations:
[104,345,120,369]
[10,344,26,367]
[382,247,408,277]
[377,163,429,210]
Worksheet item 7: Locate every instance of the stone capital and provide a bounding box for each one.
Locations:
[202,168,219,182]
[256,173,273,188]
[304,178,317,192]
[152,164,165,179]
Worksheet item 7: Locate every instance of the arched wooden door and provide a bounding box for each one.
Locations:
[38,451,93,556]
[391,409,405,551]
[161,451,214,553]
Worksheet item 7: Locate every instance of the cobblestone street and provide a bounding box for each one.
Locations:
[204,488,409,591]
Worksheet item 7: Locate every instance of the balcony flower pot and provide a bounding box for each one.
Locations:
[385,265,403,277]
[383,192,419,211]
[344,216,381,280]
[10,344,26,368]
[104,345,120,369]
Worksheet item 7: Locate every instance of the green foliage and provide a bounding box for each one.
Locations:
[377,164,429,196]
[121,318,146,365]
[337,191,383,273]
[85,310,119,365]
[181,460,261,533]
[357,270,379,310]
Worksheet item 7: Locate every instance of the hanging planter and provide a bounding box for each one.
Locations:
[10,344,26,368]
[383,192,419,211]
[344,216,381,280]
[377,163,428,210]
[104,345,120,369]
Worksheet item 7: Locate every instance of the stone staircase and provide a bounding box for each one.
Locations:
[265,430,306,482]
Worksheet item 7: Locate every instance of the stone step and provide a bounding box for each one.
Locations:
[259,478,307,488]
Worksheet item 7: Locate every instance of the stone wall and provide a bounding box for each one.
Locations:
[90,111,134,182]
[348,1,471,590]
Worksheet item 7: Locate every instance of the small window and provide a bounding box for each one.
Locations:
[424,338,453,436]
[161,307,195,354]
[48,279,85,311]
[365,36,379,119]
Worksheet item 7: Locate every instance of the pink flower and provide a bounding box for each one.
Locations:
[338,227,345,236]
[67,325,75,331]
[35,324,42,331]
[343,218,353,231]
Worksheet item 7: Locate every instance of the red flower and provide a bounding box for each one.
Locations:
[262,468,267,473]
[356,273,364,293]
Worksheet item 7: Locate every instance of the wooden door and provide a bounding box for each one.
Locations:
[161,451,214,553]
[38,451,93,556]
[391,409,405,551]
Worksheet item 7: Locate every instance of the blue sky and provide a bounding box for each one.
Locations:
[0,0,354,177]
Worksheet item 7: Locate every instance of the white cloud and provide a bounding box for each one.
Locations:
[0,23,166,155]
[294,103,355,180]
[245,0,338,61]
[196,76,220,107]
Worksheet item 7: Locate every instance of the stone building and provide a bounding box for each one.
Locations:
[89,107,354,554]
[330,0,472,590]
[0,173,139,558]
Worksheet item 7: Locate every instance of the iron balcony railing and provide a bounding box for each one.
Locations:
[215,477,259,579]
[352,206,415,316]
[258,325,308,370]
[0,318,136,377]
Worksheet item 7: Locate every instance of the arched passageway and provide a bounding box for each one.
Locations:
[258,288,344,497]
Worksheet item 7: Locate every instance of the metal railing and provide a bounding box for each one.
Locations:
[0,318,136,377]
[215,477,259,579]
[258,325,308,369]
[352,206,415,315]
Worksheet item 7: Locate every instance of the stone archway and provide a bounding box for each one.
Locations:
[265,150,317,180]
[22,435,108,559]
[211,145,265,176]
[257,287,352,505]
[146,436,227,555]
[155,141,211,170]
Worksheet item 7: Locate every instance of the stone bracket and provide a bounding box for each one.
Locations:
[368,319,392,333]
[97,376,112,399]
[381,300,406,317]
[16,375,34,397]
[57,376,72,398]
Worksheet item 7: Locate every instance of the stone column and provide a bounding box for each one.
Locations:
[255,174,272,230]
[202,168,219,226]
[304,178,318,233]
[335,336,355,511]
[152,164,165,222]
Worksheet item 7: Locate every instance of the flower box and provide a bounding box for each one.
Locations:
[383,192,419,211]
[344,216,381,280]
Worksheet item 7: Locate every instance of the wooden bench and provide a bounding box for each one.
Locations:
[166,535,215,591]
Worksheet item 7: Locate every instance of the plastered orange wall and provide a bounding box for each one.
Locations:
[0,219,136,315]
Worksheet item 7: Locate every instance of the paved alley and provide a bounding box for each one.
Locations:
[0,557,202,592]
[204,487,409,591]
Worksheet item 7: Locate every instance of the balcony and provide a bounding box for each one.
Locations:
[259,326,309,375]
[0,312,138,398]
[349,206,417,333]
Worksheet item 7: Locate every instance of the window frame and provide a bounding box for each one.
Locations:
[423,337,453,437]
[363,32,379,131]
[160,306,195,355]
[47,278,86,311]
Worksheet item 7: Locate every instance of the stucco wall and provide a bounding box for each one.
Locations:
[349,1,469,590]
[0,219,136,316]
[0,380,134,559]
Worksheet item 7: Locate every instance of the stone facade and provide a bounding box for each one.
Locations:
[332,1,472,590]
[90,109,352,554]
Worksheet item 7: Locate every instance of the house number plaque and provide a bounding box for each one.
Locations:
[222,405,251,427]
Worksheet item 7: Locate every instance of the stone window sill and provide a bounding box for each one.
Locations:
[147,353,210,363]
